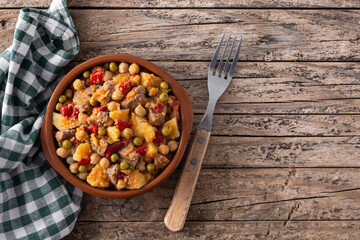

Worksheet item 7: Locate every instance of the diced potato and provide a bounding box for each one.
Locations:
[130,113,156,143]
[53,112,80,131]
[114,73,130,85]
[87,164,110,188]
[140,72,162,88]
[163,117,180,140]
[107,126,120,142]
[109,109,130,122]
[73,142,92,161]
[126,170,147,189]
[145,142,158,159]
[91,134,98,146]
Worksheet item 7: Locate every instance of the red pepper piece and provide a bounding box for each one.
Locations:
[83,126,92,134]
[115,119,132,131]
[60,104,73,117]
[153,103,164,113]
[118,171,128,180]
[77,158,90,166]
[71,106,79,119]
[153,126,165,145]
[130,73,137,78]
[106,140,129,157]
[90,124,98,135]
[135,145,147,156]
[119,79,132,97]
[89,67,104,84]
[92,105,107,115]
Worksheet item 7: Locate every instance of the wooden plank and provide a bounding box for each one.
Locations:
[1,10,359,61]
[70,61,360,114]
[77,168,360,222]
[196,115,360,136]
[3,0,360,9]
[204,137,360,167]
[65,221,360,240]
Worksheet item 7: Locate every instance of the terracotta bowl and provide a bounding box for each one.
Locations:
[41,54,193,199]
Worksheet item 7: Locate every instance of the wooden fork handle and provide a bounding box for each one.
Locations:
[164,128,211,232]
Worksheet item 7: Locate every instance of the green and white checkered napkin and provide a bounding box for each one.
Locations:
[0,0,83,239]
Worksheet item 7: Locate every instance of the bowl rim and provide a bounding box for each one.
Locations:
[41,54,193,199]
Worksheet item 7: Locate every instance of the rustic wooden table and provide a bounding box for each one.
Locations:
[2,0,360,239]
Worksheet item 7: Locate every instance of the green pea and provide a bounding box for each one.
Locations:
[83,70,91,79]
[160,81,169,90]
[78,165,87,173]
[133,137,143,146]
[161,126,172,136]
[58,95,67,103]
[98,127,106,136]
[55,103,62,111]
[120,161,129,170]
[147,163,155,172]
[109,62,118,72]
[89,98,98,107]
[62,140,72,149]
[159,92,168,102]
[110,153,119,162]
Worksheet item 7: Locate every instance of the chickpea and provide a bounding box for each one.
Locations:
[78,113,89,125]
[65,89,73,99]
[103,118,114,127]
[148,87,158,97]
[116,179,126,190]
[159,144,170,155]
[56,147,70,158]
[129,63,140,74]
[108,101,120,112]
[167,140,178,152]
[69,163,79,174]
[111,89,123,101]
[76,129,89,141]
[73,79,85,91]
[99,157,110,169]
[66,156,74,165]
[130,74,140,86]
[121,128,133,139]
[103,71,114,81]
[77,172,88,180]
[90,152,101,165]
[119,62,129,73]
[134,105,146,117]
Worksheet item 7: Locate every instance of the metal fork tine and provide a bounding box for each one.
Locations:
[209,33,225,74]
[216,34,231,77]
[221,36,236,79]
[227,38,242,80]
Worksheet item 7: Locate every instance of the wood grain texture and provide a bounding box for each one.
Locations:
[65,221,360,240]
[203,136,360,167]
[194,115,360,136]
[2,0,360,9]
[77,168,360,222]
[1,10,360,61]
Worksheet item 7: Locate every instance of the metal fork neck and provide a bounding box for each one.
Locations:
[198,98,217,132]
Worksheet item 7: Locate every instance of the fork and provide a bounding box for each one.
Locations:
[164,33,242,232]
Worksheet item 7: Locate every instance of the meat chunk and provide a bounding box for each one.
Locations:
[93,81,114,106]
[148,108,165,126]
[90,135,108,156]
[168,96,180,120]
[154,154,170,170]
[106,164,119,186]
[121,85,146,109]
[73,89,91,112]
[118,142,142,168]
[55,129,76,143]
[87,110,109,125]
